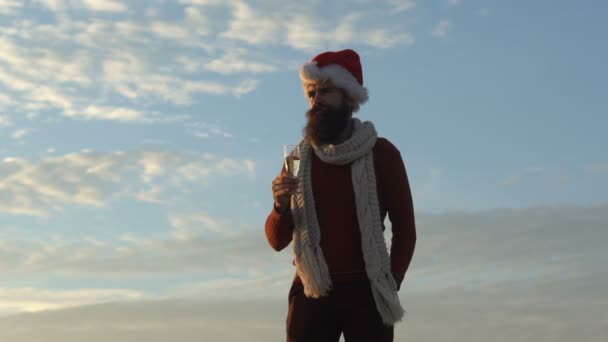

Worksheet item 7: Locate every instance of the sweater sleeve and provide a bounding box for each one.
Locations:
[377,139,417,291]
[264,164,295,252]
[264,204,294,251]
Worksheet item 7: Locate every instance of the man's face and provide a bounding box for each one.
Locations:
[305,80,343,110]
[303,80,352,146]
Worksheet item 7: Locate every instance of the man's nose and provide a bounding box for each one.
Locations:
[311,92,323,106]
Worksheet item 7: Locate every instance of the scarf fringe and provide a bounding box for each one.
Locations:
[295,244,333,298]
[371,273,406,326]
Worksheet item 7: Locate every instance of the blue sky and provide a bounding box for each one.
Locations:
[0,0,607,341]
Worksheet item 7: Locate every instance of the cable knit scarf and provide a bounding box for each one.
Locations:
[289,118,405,326]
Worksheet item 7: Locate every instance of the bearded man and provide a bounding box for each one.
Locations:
[265,49,417,342]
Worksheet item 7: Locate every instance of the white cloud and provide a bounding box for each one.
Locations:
[183,6,211,36]
[0,93,14,107]
[80,0,127,13]
[389,0,416,13]
[149,21,188,40]
[204,50,277,74]
[102,53,260,104]
[448,0,462,6]
[285,12,415,52]
[176,55,201,73]
[134,185,167,204]
[431,20,451,38]
[284,15,325,52]
[220,1,282,45]
[0,150,256,217]
[179,0,226,6]
[34,0,127,13]
[503,166,544,186]
[0,114,11,126]
[365,28,415,48]
[184,0,415,51]
[0,203,604,289]
[0,297,290,340]
[1,0,420,128]
[0,222,285,278]
[170,213,234,240]
[0,0,21,14]
[0,288,605,342]
[0,203,607,341]
[33,0,65,12]
[68,105,186,123]
[185,122,233,139]
[11,128,30,142]
[0,17,254,124]
[169,270,293,299]
[0,287,146,314]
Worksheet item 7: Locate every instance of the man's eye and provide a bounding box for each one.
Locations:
[308,92,315,98]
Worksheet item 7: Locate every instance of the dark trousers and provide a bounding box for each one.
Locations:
[286,278,394,342]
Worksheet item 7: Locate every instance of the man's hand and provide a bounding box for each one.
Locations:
[272,170,298,213]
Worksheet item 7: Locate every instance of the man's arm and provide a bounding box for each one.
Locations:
[265,166,297,251]
[378,139,417,291]
[264,204,294,251]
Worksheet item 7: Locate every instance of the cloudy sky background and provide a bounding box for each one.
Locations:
[0,0,606,341]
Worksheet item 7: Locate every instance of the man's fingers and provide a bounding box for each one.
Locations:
[273,182,298,190]
[274,189,295,198]
[273,178,298,187]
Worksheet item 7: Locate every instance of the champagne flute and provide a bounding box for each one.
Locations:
[284,145,301,179]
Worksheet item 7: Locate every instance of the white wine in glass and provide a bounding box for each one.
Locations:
[284,145,301,178]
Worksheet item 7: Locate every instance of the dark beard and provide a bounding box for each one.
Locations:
[304,101,351,146]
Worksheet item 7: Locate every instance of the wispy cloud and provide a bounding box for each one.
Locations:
[0,0,418,129]
[0,150,255,217]
[502,166,544,186]
[448,0,462,6]
[67,105,189,123]
[0,203,606,341]
[169,212,238,240]
[34,0,127,13]
[0,114,11,126]
[185,122,234,139]
[585,163,608,173]
[0,0,21,14]
[389,0,416,13]
[11,128,33,144]
[0,222,287,279]
[285,12,414,51]
[80,0,128,13]
[203,50,277,75]
[220,1,282,45]
[431,20,452,38]
[0,287,146,314]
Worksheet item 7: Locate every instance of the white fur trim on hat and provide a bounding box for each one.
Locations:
[300,62,369,112]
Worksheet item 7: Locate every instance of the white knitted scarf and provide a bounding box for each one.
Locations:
[290,118,405,326]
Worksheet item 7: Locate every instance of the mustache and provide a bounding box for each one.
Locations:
[306,103,331,118]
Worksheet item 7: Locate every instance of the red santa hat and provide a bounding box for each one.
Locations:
[300,49,369,112]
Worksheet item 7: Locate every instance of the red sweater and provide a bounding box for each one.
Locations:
[265,138,416,289]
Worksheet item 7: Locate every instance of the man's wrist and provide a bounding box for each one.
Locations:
[274,201,289,214]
